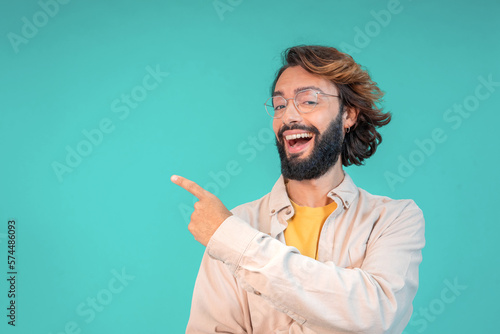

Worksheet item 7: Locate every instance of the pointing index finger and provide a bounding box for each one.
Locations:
[171,175,207,199]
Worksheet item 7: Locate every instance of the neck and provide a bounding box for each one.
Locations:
[285,160,345,207]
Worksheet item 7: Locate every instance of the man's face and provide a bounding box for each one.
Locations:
[273,66,345,180]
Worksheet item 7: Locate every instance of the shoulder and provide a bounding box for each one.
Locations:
[343,173,422,218]
[355,187,425,236]
[359,187,423,216]
[356,188,425,242]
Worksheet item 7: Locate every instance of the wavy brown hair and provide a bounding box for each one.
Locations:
[271,45,391,166]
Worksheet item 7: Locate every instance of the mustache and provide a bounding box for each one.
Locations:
[277,124,320,142]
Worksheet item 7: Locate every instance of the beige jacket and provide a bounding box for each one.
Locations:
[186,173,425,334]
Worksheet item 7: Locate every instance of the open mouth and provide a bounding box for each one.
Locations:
[284,132,314,154]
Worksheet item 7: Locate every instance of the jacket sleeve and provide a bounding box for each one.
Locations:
[205,201,425,333]
[185,247,257,334]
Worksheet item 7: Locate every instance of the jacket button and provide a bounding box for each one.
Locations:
[286,209,291,215]
[271,209,276,214]
[254,291,261,296]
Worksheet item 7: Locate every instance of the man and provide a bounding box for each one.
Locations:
[172,45,425,333]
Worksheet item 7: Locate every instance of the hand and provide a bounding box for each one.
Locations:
[171,175,233,247]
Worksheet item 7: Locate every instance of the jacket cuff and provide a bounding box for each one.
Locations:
[207,215,260,274]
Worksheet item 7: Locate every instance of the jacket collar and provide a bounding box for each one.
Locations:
[268,171,359,216]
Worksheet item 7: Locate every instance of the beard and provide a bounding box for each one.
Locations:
[275,108,344,181]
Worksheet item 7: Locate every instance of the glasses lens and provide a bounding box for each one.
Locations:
[265,96,286,118]
[295,90,318,113]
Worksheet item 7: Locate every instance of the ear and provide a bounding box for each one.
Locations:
[343,106,359,130]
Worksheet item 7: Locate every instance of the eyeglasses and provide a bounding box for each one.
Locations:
[264,89,339,119]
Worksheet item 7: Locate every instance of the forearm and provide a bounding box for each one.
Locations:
[186,251,251,334]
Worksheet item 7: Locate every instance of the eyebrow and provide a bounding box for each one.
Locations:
[272,86,326,97]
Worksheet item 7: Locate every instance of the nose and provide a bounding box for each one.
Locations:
[281,99,303,125]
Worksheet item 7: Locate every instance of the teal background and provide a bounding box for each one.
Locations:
[1,0,498,333]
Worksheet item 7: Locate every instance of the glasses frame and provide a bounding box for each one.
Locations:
[264,89,339,119]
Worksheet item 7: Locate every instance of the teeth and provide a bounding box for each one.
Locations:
[285,133,313,140]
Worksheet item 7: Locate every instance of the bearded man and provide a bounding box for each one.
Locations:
[172,45,425,334]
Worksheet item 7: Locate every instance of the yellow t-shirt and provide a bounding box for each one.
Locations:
[284,199,338,259]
